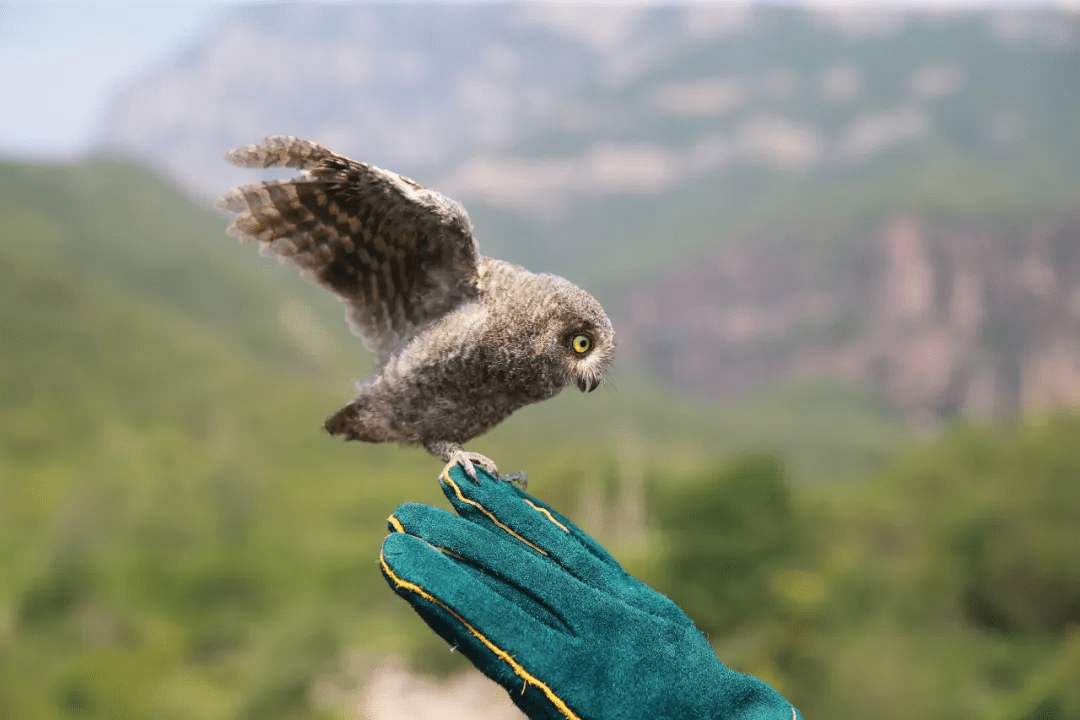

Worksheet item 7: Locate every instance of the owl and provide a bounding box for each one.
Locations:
[217,136,615,484]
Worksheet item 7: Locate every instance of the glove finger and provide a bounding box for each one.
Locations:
[381,531,560,645]
[390,502,599,633]
[441,466,631,589]
[508,493,693,624]
[513,492,623,569]
[379,531,587,716]
[441,468,695,627]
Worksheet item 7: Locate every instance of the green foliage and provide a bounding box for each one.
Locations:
[6,151,1075,719]
[0,247,415,720]
[653,454,802,637]
[644,418,1080,720]
[793,419,1080,719]
[0,158,911,717]
[945,424,1080,635]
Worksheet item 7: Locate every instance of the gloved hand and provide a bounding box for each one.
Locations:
[379,466,802,720]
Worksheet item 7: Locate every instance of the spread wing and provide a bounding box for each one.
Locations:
[217,135,480,360]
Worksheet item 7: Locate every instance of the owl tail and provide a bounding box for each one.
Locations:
[324,398,397,443]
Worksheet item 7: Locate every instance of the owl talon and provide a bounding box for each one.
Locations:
[440,451,500,484]
[500,471,527,490]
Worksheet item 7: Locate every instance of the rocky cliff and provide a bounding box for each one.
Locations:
[615,212,1080,422]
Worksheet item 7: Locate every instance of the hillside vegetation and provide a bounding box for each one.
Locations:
[2,155,1074,719]
[0,159,917,718]
[29,4,1079,715]
[651,418,1080,720]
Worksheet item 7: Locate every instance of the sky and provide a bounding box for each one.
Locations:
[0,1,249,158]
[0,0,1070,160]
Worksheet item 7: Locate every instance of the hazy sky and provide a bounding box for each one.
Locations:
[0,1,250,158]
[0,0,1069,159]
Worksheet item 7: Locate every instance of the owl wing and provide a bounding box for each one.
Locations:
[217,136,481,360]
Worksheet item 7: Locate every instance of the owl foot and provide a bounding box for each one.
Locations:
[439,451,527,489]
[439,450,497,484]
[500,471,528,490]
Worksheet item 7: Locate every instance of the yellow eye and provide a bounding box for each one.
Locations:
[572,334,591,354]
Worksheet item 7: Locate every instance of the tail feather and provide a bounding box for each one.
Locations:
[324,398,398,443]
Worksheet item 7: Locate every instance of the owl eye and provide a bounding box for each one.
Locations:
[571,334,592,354]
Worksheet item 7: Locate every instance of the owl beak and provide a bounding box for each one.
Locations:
[575,376,598,393]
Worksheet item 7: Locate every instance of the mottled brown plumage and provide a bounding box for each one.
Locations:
[217,136,614,483]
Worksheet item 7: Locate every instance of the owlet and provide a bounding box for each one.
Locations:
[217,136,615,484]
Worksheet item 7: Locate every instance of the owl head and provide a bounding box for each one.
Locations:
[537,276,615,394]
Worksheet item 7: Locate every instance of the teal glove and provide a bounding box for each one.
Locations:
[380,466,802,720]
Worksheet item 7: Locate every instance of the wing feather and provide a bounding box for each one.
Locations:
[217,136,480,359]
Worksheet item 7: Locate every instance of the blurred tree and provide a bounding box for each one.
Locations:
[949,418,1080,635]
[652,453,803,638]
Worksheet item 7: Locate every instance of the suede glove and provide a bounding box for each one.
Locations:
[379,466,802,720]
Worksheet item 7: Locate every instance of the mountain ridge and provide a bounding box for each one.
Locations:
[85,2,1080,421]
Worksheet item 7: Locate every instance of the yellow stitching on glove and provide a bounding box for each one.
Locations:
[437,546,465,562]
[388,515,406,533]
[442,474,548,556]
[380,551,582,720]
[522,499,570,533]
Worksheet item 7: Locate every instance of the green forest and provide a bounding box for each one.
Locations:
[1,158,1077,719]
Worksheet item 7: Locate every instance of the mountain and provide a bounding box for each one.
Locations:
[97,4,1080,222]
[92,3,1080,422]
[613,211,1080,424]
[97,3,608,198]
